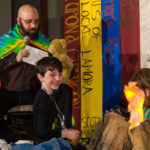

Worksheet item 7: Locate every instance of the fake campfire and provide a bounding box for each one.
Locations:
[88,82,150,150]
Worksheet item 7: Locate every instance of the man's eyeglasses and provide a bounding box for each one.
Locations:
[19,17,40,25]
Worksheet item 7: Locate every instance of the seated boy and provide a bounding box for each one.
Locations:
[33,56,80,145]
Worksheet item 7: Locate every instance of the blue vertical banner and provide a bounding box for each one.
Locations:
[101,0,121,114]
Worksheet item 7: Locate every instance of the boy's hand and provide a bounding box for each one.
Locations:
[62,129,80,144]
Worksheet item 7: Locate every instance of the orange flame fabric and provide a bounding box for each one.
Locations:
[124,82,145,130]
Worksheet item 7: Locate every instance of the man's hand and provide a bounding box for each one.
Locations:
[16,49,30,63]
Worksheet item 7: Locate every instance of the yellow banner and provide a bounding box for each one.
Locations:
[80,0,103,138]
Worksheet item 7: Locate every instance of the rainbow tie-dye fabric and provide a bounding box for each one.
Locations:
[0,24,50,59]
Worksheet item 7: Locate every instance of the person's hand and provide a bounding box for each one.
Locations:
[104,110,125,123]
[16,49,30,63]
[62,129,80,143]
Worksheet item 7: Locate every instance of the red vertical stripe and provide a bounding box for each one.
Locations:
[64,0,81,130]
[120,0,140,100]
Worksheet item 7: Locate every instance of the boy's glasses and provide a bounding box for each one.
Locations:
[20,17,40,25]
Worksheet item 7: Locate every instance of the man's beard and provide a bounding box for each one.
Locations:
[18,21,40,40]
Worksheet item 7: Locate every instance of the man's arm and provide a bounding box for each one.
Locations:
[0,48,30,73]
[0,53,18,74]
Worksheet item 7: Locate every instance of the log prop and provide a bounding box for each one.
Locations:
[88,117,150,150]
[88,117,129,150]
[130,119,150,150]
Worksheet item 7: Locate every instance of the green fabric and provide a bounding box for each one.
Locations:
[0,24,50,59]
[52,114,60,130]
[144,106,150,119]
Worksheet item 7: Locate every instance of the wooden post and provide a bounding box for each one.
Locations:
[88,117,150,150]
[88,117,129,150]
[129,119,150,150]
[88,121,105,150]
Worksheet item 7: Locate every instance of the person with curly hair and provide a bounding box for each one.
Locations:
[105,68,150,122]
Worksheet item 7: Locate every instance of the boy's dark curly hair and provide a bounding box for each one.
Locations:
[36,56,63,76]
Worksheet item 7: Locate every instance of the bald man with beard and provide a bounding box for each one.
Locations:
[17,4,40,40]
[0,4,73,143]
